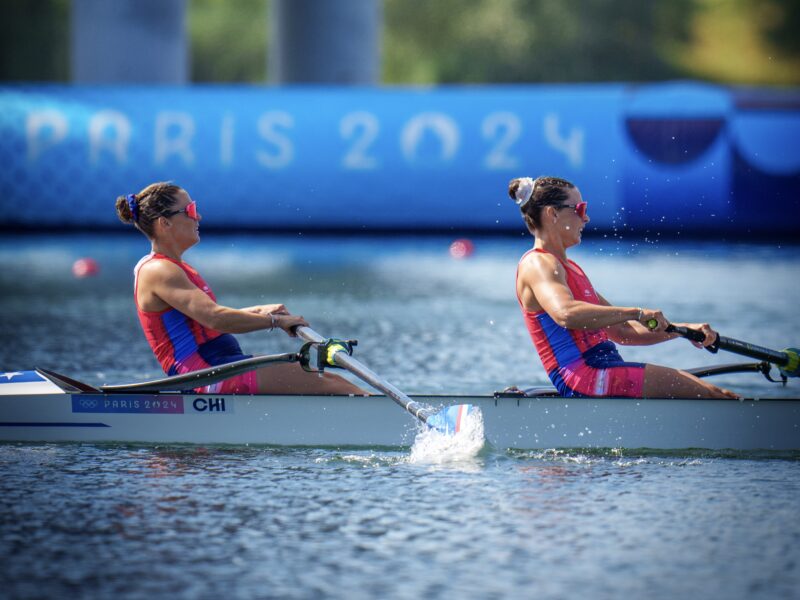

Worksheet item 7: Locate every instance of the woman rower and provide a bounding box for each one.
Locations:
[115,182,365,395]
[509,176,737,399]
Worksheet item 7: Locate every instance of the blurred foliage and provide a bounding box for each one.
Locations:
[667,0,800,85]
[763,0,800,54]
[0,0,69,81]
[0,0,797,85]
[383,0,800,85]
[383,0,693,83]
[189,0,268,82]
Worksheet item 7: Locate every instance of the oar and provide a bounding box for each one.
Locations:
[100,352,300,393]
[296,326,477,434]
[647,321,799,378]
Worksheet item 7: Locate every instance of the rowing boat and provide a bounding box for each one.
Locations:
[1,370,798,451]
[3,325,798,451]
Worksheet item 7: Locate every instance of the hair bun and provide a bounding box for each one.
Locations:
[512,177,536,208]
[115,195,134,224]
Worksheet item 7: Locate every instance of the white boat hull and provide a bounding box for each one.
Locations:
[1,385,798,451]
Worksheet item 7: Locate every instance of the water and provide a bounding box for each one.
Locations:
[1,233,799,599]
[1,233,798,396]
[1,445,798,599]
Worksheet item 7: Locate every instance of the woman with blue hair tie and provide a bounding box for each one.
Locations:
[115,181,364,395]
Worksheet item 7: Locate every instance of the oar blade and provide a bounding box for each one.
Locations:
[425,404,478,435]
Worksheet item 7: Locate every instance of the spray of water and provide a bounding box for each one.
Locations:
[407,407,486,464]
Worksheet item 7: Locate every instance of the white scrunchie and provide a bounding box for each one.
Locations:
[515,177,537,208]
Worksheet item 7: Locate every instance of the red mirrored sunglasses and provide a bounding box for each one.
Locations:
[555,201,587,219]
[163,200,199,221]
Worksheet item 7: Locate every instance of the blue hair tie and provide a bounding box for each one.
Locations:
[126,194,139,222]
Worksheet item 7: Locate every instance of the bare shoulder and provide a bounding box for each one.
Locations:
[519,251,564,283]
[138,258,189,286]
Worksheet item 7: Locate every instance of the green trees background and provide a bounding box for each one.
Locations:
[2,0,798,85]
[382,0,800,84]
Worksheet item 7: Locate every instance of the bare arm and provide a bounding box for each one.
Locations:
[139,261,306,335]
[598,293,675,345]
[520,253,644,330]
[240,304,290,316]
[599,293,720,348]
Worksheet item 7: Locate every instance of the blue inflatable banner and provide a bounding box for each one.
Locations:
[0,83,797,234]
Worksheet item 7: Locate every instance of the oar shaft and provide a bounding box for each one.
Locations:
[667,325,789,366]
[295,327,431,423]
[716,336,788,366]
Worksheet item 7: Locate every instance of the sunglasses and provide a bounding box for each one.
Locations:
[163,200,199,221]
[554,201,587,219]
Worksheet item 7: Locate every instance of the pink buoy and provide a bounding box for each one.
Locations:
[72,257,99,278]
[449,238,474,259]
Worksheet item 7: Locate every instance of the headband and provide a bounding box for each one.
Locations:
[126,194,139,222]
[514,177,537,209]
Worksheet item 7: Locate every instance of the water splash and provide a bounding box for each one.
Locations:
[407,408,486,464]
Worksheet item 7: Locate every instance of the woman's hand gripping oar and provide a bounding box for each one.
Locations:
[647,320,800,379]
[295,326,479,434]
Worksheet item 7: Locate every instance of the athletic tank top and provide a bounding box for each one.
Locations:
[133,253,238,374]
[516,248,610,372]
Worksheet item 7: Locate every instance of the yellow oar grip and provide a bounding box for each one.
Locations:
[325,342,349,366]
[781,347,800,377]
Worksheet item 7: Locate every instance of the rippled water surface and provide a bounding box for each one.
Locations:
[1,444,798,599]
[1,234,799,599]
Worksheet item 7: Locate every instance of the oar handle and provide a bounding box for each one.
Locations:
[295,326,432,422]
[665,324,706,344]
